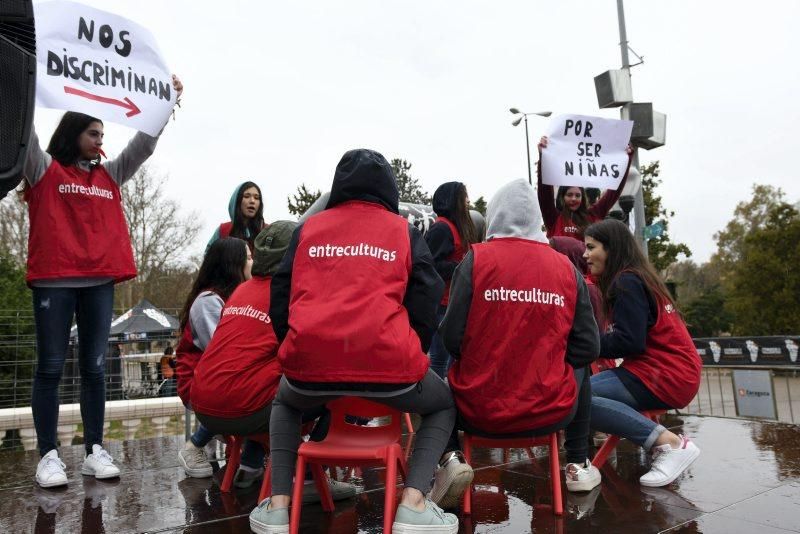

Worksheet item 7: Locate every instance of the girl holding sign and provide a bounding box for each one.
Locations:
[22,76,183,488]
[583,219,702,487]
[537,137,633,241]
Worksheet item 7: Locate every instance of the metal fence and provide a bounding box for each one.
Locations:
[1,310,798,450]
[0,308,187,450]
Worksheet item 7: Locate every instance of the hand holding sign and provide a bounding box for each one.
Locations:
[34,1,179,136]
[540,114,633,190]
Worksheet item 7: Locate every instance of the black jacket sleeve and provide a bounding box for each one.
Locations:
[599,273,656,358]
[566,267,601,367]
[424,222,458,282]
[269,223,304,342]
[404,224,445,353]
[439,249,474,358]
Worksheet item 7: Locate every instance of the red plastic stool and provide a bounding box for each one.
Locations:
[463,432,562,516]
[591,409,667,469]
[289,397,407,534]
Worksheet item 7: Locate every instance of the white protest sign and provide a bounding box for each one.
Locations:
[540,114,633,190]
[34,1,175,136]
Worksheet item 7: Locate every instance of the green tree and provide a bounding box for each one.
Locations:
[118,165,202,310]
[470,196,487,216]
[0,189,29,267]
[713,184,786,270]
[390,159,430,204]
[287,183,321,218]
[0,251,35,408]
[724,202,800,335]
[641,161,691,272]
[682,286,732,337]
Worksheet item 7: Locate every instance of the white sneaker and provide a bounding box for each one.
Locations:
[179,441,213,478]
[428,451,474,509]
[640,435,700,487]
[36,450,68,488]
[565,459,601,492]
[81,444,121,479]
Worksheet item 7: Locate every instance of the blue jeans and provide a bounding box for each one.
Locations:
[428,306,452,379]
[31,283,114,457]
[590,369,668,450]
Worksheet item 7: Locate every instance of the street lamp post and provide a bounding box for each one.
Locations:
[509,108,552,184]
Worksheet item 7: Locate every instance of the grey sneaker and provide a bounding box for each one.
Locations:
[428,451,474,509]
[302,477,357,503]
[249,498,289,534]
[393,499,458,533]
[235,465,265,489]
[178,441,213,478]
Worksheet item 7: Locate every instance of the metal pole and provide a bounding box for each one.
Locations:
[524,114,532,185]
[616,0,647,253]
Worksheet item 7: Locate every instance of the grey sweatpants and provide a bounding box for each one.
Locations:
[269,369,456,496]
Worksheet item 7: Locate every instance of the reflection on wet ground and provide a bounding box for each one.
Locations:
[2,414,799,533]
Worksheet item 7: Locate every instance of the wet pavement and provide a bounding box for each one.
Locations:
[1,414,799,533]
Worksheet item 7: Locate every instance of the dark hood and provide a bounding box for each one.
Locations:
[326,149,399,214]
[551,236,588,274]
[432,182,463,219]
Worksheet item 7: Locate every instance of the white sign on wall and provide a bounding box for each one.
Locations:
[34,1,176,136]
[540,114,633,189]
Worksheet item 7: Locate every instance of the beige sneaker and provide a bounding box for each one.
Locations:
[428,451,474,509]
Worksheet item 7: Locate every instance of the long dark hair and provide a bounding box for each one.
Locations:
[230,181,265,242]
[584,219,675,316]
[179,237,248,330]
[557,185,591,231]
[47,111,103,166]
[453,184,479,248]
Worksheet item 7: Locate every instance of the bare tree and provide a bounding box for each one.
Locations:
[118,165,202,309]
[0,190,29,267]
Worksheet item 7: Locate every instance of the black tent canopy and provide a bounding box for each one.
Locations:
[70,299,179,341]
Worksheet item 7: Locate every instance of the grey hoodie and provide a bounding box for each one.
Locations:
[485,179,548,242]
[439,179,599,367]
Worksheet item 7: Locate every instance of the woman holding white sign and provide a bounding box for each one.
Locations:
[22,75,183,489]
[583,219,702,487]
[537,137,633,241]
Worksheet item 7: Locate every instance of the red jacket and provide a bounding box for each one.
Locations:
[448,238,578,433]
[25,160,136,283]
[191,277,281,418]
[435,217,465,306]
[175,324,202,406]
[278,201,429,384]
[619,297,702,408]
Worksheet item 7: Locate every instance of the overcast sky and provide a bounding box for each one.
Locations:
[31,0,800,263]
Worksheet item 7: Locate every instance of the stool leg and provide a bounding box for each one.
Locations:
[384,450,399,534]
[258,457,272,503]
[462,437,473,516]
[591,436,621,469]
[311,463,334,512]
[403,412,415,434]
[220,437,242,493]
[549,433,563,516]
[289,456,306,534]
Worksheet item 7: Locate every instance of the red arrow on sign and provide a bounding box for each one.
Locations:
[63,86,141,117]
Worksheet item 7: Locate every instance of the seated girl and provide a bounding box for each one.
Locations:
[432,179,602,508]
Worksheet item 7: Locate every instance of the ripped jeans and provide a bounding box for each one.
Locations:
[31,283,114,457]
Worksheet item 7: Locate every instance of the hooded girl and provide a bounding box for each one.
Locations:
[207,181,266,251]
